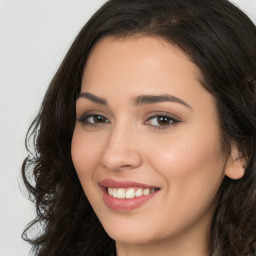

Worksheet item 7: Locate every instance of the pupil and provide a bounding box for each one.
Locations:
[94,115,105,123]
[157,116,170,125]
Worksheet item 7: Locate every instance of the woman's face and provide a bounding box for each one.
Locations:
[71,36,231,250]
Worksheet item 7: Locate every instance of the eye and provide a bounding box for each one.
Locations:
[145,115,181,130]
[77,114,110,126]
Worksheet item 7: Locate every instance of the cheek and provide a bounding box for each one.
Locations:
[71,128,102,182]
[71,128,107,211]
[151,123,224,177]
[144,129,225,235]
[147,126,225,205]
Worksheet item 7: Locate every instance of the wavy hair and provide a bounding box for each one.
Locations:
[22,0,256,255]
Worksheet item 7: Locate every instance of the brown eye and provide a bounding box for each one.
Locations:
[92,115,108,123]
[146,115,180,129]
[78,114,110,126]
[156,116,174,126]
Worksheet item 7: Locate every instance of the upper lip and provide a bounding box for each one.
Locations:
[100,179,159,189]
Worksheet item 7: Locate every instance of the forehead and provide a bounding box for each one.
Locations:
[82,36,206,98]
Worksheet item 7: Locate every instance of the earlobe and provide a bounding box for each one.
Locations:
[224,142,246,180]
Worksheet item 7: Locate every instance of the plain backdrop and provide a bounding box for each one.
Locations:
[0,1,255,255]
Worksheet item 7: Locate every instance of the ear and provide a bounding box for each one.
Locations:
[224,141,246,180]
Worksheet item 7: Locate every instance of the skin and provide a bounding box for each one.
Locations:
[71,36,245,256]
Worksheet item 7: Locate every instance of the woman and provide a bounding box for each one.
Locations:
[22,0,256,255]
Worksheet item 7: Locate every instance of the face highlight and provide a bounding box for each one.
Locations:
[71,36,232,255]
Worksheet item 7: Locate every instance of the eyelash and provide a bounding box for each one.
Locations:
[145,114,181,130]
[77,114,110,127]
[77,113,181,130]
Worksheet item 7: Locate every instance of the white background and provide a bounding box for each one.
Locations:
[0,1,255,255]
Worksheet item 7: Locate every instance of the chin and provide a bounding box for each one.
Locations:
[103,223,163,245]
[111,233,156,245]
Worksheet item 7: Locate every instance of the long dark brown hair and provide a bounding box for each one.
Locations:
[22,0,256,255]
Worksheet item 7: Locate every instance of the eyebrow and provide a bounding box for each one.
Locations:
[134,94,192,109]
[78,92,192,109]
[78,92,107,105]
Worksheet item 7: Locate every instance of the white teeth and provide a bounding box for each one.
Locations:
[116,188,126,199]
[144,188,150,196]
[107,187,158,199]
[113,188,117,197]
[108,187,113,196]
[135,188,143,197]
[126,188,135,199]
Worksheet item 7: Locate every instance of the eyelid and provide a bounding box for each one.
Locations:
[77,112,110,126]
[145,111,182,121]
[77,109,108,120]
[145,110,181,119]
[144,112,182,130]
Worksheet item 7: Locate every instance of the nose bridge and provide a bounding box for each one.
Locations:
[101,120,142,171]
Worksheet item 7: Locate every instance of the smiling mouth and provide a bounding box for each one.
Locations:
[107,187,160,199]
[100,179,161,211]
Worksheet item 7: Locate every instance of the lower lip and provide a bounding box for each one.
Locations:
[102,188,159,212]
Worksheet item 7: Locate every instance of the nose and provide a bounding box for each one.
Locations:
[101,123,142,171]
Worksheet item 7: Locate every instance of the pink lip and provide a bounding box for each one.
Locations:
[100,179,157,189]
[100,179,160,212]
